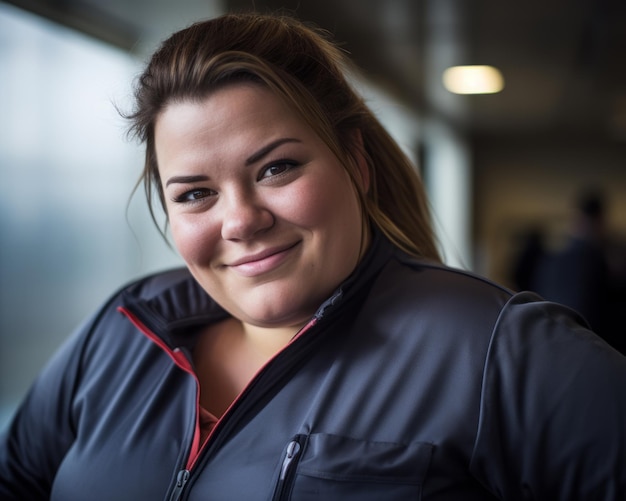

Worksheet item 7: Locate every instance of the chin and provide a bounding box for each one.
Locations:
[239,300,316,329]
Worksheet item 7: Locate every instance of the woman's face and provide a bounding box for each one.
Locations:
[155,83,368,331]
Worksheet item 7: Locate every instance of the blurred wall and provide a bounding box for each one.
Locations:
[0,4,185,429]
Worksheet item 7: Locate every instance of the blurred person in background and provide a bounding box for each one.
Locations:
[510,224,547,293]
[533,189,625,353]
[1,12,626,500]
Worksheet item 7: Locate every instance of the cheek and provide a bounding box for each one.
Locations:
[279,173,360,229]
[169,216,219,265]
[272,189,331,233]
[310,185,361,236]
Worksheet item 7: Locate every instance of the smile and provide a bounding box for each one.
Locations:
[227,242,300,277]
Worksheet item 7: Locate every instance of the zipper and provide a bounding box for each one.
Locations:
[168,469,190,501]
[272,437,304,501]
[118,308,202,501]
[119,306,318,500]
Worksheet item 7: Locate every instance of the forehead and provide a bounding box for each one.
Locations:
[153,83,335,177]
[156,84,305,141]
[157,86,282,148]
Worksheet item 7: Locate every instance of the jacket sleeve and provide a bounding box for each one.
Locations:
[470,292,626,500]
[0,311,99,500]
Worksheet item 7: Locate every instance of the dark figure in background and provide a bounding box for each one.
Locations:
[533,190,622,351]
[510,225,546,292]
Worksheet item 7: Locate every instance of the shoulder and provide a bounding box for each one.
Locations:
[366,251,606,362]
[373,253,516,330]
[471,287,626,497]
[349,254,523,378]
[396,253,513,295]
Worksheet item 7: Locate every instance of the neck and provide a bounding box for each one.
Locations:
[239,321,305,360]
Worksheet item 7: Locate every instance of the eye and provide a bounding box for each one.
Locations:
[172,188,216,204]
[258,160,299,181]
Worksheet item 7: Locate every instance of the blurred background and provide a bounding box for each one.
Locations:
[1,0,626,429]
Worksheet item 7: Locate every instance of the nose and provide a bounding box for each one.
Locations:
[220,190,274,241]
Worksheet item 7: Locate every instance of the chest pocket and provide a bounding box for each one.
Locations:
[272,433,433,501]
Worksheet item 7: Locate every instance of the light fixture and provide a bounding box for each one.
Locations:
[442,65,504,95]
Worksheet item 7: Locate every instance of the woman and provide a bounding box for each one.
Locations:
[1,13,625,500]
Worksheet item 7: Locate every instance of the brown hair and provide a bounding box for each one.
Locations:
[127,12,442,262]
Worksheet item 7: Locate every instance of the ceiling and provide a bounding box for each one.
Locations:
[5,0,626,144]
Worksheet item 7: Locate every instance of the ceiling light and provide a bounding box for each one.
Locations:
[442,65,504,95]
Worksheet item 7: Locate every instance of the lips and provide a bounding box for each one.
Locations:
[226,242,300,277]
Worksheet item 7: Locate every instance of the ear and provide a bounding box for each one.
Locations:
[351,129,370,193]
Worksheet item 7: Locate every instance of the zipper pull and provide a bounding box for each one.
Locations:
[280,440,301,480]
[168,469,190,501]
[273,440,302,501]
[272,440,300,501]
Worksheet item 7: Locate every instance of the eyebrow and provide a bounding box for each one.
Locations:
[165,137,302,187]
[245,137,301,166]
[165,174,209,187]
